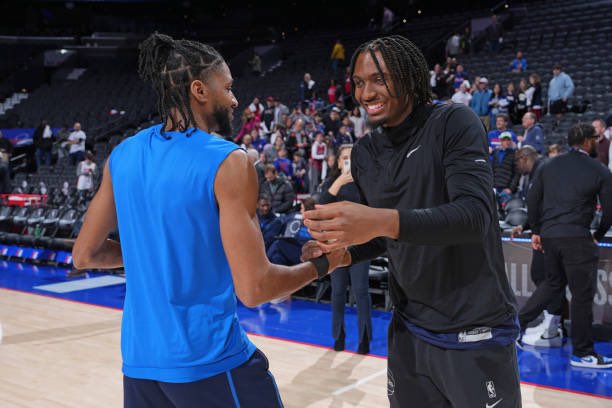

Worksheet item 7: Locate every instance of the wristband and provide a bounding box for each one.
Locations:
[310,255,329,279]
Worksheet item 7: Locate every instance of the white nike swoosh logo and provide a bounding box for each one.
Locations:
[485,399,503,408]
[406,145,421,158]
[475,159,487,163]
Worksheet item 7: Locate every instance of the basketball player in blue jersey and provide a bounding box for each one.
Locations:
[72,33,345,408]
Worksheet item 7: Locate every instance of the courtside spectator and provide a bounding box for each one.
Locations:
[548,64,575,127]
[510,51,528,72]
[257,195,284,251]
[260,164,295,214]
[521,112,544,154]
[470,77,492,131]
[491,133,520,207]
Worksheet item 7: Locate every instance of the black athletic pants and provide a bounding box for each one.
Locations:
[387,313,521,408]
[124,349,283,408]
[519,237,598,356]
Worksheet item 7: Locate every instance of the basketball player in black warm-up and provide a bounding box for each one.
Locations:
[301,36,522,407]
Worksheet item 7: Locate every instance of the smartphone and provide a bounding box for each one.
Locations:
[343,159,351,174]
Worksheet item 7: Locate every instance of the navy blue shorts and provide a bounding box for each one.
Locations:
[124,349,283,408]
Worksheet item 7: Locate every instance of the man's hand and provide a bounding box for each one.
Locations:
[531,234,543,252]
[303,201,398,252]
[510,225,523,239]
[300,241,351,273]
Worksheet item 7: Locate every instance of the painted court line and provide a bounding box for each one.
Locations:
[33,276,126,293]
[332,369,387,396]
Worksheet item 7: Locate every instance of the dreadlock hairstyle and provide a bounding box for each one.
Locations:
[138,32,225,137]
[348,35,432,109]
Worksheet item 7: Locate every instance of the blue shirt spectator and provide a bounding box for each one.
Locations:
[470,78,492,116]
[273,148,293,178]
[509,51,527,72]
[488,113,517,150]
[548,65,574,102]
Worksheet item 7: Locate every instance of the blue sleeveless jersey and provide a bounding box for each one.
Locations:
[109,124,255,383]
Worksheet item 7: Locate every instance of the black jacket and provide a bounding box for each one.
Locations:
[349,103,517,333]
[319,178,361,205]
[491,147,519,192]
[528,150,612,241]
[260,178,296,214]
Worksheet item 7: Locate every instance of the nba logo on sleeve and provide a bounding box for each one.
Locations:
[486,380,496,398]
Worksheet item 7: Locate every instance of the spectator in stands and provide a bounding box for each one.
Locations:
[520,112,544,154]
[291,151,308,193]
[309,132,327,193]
[592,118,610,168]
[0,130,13,194]
[323,107,342,136]
[509,51,527,72]
[470,77,492,131]
[273,98,289,126]
[488,83,507,129]
[248,52,262,77]
[330,39,345,75]
[491,134,519,207]
[327,80,339,105]
[266,198,315,266]
[547,144,561,158]
[317,144,372,354]
[506,82,518,123]
[33,120,53,167]
[235,108,260,143]
[486,14,503,53]
[250,149,266,187]
[299,73,316,102]
[515,145,546,202]
[460,26,471,54]
[527,74,543,120]
[451,80,472,106]
[349,107,366,139]
[260,164,295,214]
[488,114,517,152]
[76,151,97,192]
[430,64,449,100]
[452,64,468,89]
[67,122,86,166]
[548,64,575,128]
[335,125,353,149]
[519,123,612,368]
[516,79,529,124]
[250,128,267,152]
[257,195,284,251]
[241,134,254,151]
[446,32,461,58]
[261,96,276,134]
[54,124,70,160]
[248,97,265,120]
[274,147,293,179]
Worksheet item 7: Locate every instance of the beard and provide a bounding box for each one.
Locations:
[212,103,233,137]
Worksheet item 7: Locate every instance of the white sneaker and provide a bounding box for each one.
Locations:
[525,311,557,335]
[570,354,612,369]
[521,328,563,348]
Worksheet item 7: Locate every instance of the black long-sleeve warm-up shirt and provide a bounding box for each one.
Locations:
[348,103,517,333]
[527,149,612,241]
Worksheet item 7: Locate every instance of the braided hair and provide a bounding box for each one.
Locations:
[138,32,225,136]
[348,35,432,108]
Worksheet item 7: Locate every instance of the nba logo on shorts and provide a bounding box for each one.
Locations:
[486,381,496,398]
